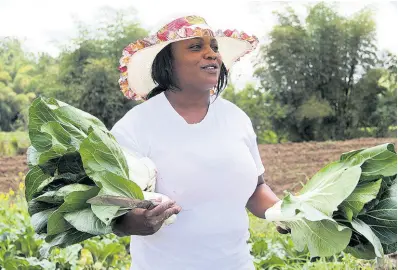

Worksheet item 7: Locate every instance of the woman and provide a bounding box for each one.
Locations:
[111,15,286,270]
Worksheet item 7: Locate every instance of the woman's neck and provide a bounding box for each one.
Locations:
[164,87,210,110]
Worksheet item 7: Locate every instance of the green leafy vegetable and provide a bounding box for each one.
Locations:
[25,97,154,255]
[265,143,397,259]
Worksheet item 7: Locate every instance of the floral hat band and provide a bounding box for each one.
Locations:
[118,15,259,101]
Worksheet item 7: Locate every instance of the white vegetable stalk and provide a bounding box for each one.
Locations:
[143,191,177,225]
[122,147,177,226]
[264,200,297,230]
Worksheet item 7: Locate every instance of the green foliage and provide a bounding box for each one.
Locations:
[25,97,145,254]
[2,182,395,270]
[265,143,397,262]
[0,131,30,156]
[0,8,147,132]
[0,188,131,269]
[248,213,394,270]
[222,84,287,144]
[0,38,38,131]
[255,2,396,142]
[55,8,147,130]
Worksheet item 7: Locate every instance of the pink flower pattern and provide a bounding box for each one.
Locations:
[118,16,259,101]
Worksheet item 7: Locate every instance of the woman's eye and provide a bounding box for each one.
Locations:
[212,46,219,52]
[190,44,201,50]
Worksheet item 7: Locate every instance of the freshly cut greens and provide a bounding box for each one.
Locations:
[265,143,397,259]
[25,97,168,256]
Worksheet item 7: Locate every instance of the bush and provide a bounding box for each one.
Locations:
[0,132,30,156]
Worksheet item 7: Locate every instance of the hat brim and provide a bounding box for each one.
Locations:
[119,27,258,100]
[126,36,254,98]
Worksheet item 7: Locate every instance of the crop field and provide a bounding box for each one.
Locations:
[1,137,396,195]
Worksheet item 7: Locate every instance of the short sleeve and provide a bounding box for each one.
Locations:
[245,116,265,176]
[110,111,146,158]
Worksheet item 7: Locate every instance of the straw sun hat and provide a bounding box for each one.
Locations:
[118,15,258,100]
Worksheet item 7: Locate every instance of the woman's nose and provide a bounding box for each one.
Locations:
[204,47,218,60]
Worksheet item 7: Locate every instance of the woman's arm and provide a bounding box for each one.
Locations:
[246,174,280,219]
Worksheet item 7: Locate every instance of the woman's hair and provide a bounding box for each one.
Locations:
[146,43,228,99]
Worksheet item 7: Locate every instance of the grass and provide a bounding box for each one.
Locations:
[0,131,30,156]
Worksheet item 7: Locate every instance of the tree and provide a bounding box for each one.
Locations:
[56,8,148,129]
[222,84,284,143]
[254,3,390,141]
[0,38,37,131]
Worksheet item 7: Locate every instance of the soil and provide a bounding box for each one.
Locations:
[0,137,396,196]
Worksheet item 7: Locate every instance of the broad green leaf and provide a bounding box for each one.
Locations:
[341,143,397,181]
[31,208,57,234]
[34,184,94,204]
[2,257,30,269]
[345,243,377,260]
[359,181,397,244]
[57,152,85,174]
[96,242,125,262]
[285,214,352,257]
[64,208,112,235]
[25,166,54,201]
[56,101,107,133]
[47,185,99,235]
[351,218,383,258]
[40,229,94,258]
[36,173,82,193]
[294,163,362,216]
[340,149,364,161]
[80,128,130,182]
[40,121,72,155]
[47,210,73,236]
[339,179,382,221]
[89,171,143,225]
[377,176,397,199]
[382,242,397,255]
[58,185,99,213]
[91,204,120,226]
[28,200,57,216]
[28,97,60,152]
[360,144,397,180]
[25,257,56,270]
[96,171,143,199]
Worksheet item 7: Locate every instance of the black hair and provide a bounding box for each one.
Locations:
[146,43,228,99]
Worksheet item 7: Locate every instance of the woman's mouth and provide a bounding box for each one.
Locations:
[201,64,218,74]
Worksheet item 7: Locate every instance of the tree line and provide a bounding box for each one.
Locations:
[0,3,396,143]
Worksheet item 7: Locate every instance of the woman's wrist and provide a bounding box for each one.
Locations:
[111,214,128,237]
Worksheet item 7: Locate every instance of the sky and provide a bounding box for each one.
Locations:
[0,0,396,89]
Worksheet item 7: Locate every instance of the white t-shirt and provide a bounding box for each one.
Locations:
[111,92,265,270]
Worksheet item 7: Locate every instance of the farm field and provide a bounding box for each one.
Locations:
[1,137,396,195]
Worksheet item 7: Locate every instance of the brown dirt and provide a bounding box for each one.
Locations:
[0,155,29,193]
[261,137,397,196]
[0,137,396,195]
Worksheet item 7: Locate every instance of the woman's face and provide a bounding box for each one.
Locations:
[171,36,222,91]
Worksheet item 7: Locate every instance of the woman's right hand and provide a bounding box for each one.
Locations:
[112,200,182,236]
